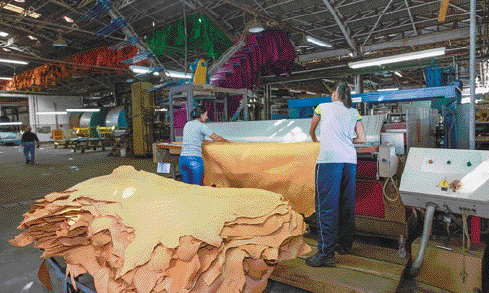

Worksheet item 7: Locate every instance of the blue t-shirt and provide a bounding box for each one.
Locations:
[181,120,214,157]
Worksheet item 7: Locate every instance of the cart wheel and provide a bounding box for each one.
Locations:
[81,148,85,154]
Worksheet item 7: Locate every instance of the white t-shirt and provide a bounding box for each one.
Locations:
[314,101,361,164]
[181,120,214,157]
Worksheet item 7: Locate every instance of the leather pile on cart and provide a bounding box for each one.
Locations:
[10,166,310,293]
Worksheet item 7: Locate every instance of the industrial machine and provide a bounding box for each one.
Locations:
[400,147,489,292]
[54,107,127,152]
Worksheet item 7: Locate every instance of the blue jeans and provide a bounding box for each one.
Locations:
[23,142,36,164]
[179,156,204,185]
[315,163,357,255]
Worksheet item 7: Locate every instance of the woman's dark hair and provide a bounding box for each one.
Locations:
[333,82,352,109]
[191,105,208,119]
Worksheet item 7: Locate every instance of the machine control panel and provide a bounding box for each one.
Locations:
[400,148,489,217]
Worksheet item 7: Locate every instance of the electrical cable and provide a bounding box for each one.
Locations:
[383,176,399,202]
[460,209,470,284]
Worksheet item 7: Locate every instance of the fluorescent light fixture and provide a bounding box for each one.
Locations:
[2,48,11,52]
[306,36,332,48]
[154,71,193,79]
[130,66,192,79]
[351,91,357,94]
[14,0,26,2]
[248,20,264,33]
[129,66,150,74]
[165,71,192,79]
[289,89,302,93]
[306,92,316,95]
[378,88,399,92]
[36,111,68,115]
[0,77,12,80]
[0,32,8,37]
[28,35,38,40]
[66,109,100,112]
[0,58,28,65]
[0,122,22,126]
[155,108,167,112]
[349,47,446,69]
[3,4,40,18]
[394,71,403,77]
[63,16,74,23]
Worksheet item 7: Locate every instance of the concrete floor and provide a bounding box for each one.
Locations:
[0,144,447,293]
[0,144,312,293]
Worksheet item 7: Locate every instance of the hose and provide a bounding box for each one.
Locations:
[410,203,437,276]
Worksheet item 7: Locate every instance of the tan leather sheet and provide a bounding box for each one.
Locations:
[203,142,320,217]
[11,166,310,293]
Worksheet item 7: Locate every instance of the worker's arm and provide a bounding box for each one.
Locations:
[353,121,366,144]
[309,113,320,142]
[209,133,229,143]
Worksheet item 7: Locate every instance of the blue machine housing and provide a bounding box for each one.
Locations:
[288,84,462,148]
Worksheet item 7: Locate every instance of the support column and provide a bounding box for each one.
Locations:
[354,74,363,94]
[169,91,175,142]
[243,93,249,121]
[131,82,154,156]
[224,95,228,121]
[264,85,271,120]
[469,0,476,150]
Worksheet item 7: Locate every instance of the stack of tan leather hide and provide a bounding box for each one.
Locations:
[10,166,310,293]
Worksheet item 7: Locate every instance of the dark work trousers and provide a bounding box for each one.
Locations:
[23,142,36,164]
[315,163,357,255]
[179,156,204,185]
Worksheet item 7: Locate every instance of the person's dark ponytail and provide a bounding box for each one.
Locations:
[333,82,352,109]
[191,105,207,119]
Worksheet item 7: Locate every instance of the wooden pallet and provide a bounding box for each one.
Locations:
[270,238,410,293]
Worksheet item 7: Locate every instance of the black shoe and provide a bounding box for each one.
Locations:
[336,246,351,255]
[305,253,335,267]
[26,160,30,164]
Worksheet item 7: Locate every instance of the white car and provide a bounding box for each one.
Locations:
[0,132,20,145]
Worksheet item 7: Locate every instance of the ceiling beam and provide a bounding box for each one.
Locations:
[321,0,358,52]
[296,27,474,63]
[0,13,124,42]
[361,0,395,46]
[404,0,418,36]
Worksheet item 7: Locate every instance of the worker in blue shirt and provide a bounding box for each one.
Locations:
[21,127,40,165]
[307,82,366,267]
[180,105,228,185]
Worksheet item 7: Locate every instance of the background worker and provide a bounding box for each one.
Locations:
[307,82,366,267]
[180,105,229,185]
[21,127,40,165]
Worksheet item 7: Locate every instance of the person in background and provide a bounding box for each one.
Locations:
[180,105,229,185]
[21,127,40,165]
[307,82,366,267]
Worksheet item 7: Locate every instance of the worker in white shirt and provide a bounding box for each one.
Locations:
[307,82,366,267]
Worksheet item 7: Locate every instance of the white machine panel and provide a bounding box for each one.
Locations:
[400,147,489,217]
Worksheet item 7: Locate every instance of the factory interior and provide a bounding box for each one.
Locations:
[1,0,489,292]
